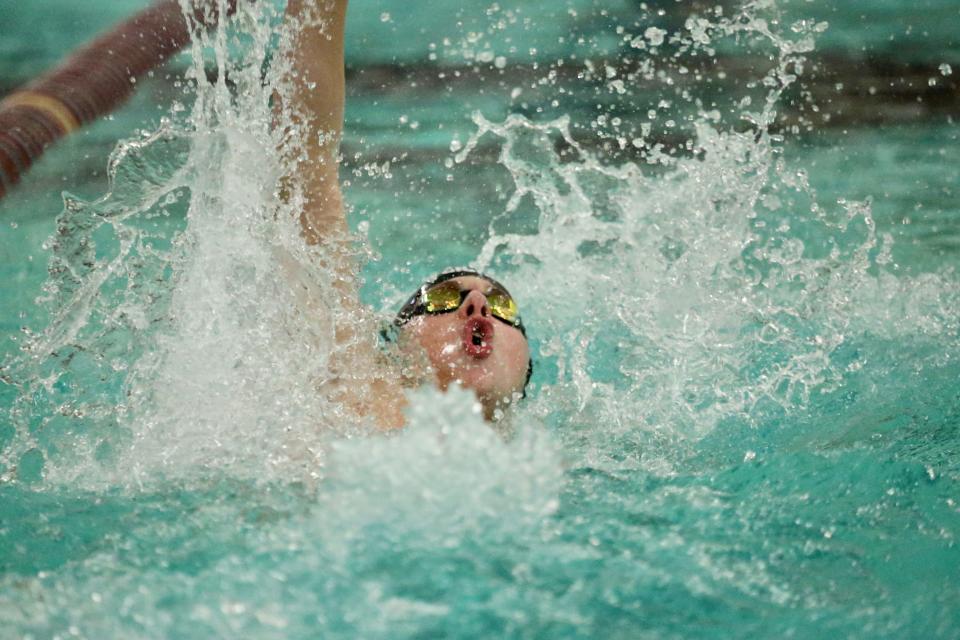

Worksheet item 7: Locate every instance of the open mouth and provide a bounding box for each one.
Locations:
[462,317,494,359]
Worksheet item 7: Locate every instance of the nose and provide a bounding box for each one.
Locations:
[458,289,490,319]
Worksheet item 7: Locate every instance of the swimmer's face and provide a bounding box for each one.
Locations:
[398,276,530,419]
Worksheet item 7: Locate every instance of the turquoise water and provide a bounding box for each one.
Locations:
[2,1,960,638]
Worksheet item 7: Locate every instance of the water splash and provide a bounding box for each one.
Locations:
[1,1,350,486]
[449,4,959,473]
[2,1,960,638]
[0,0,955,492]
[0,0,567,494]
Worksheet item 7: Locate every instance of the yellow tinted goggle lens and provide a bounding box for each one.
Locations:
[487,290,519,324]
[421,282,520,325]
[423,282,462,313]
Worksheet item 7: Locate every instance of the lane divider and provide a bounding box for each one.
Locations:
[0,0,240,201]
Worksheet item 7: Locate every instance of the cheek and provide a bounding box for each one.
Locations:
[498,335,530,388]
[406,318,460,366]
[480,330,528,396]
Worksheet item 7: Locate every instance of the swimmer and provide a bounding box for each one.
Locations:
[278,0,532,428]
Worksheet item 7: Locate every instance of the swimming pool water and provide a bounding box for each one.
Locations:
[1,1,959,638]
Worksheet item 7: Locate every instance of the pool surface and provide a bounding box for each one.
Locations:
[1,1,959,638]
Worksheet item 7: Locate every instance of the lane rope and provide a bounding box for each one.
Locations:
[0,91,81,135]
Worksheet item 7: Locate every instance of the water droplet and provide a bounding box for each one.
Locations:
[644,27,667,46]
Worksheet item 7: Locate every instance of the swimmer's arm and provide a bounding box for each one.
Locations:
[279,1,407,429]
[280,0,348,243]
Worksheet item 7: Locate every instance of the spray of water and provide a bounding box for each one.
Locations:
[451,2,959,472]
[0,1,562,502]
[1,0,957,493]
[2,2,960,636]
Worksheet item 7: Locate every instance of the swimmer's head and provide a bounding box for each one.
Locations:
[390,269,532,419]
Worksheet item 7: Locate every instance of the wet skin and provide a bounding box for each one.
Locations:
[398,276,531,418]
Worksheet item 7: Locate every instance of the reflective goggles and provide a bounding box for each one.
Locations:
[395,277,525,334]
[423,280,520,325]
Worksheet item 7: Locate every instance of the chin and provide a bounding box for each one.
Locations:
[462,368,523,406]
[441,361,516,411]
[441,358,495,394]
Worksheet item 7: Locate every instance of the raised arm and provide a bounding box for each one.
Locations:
[278,0,407,428]
[280,0,348,244]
